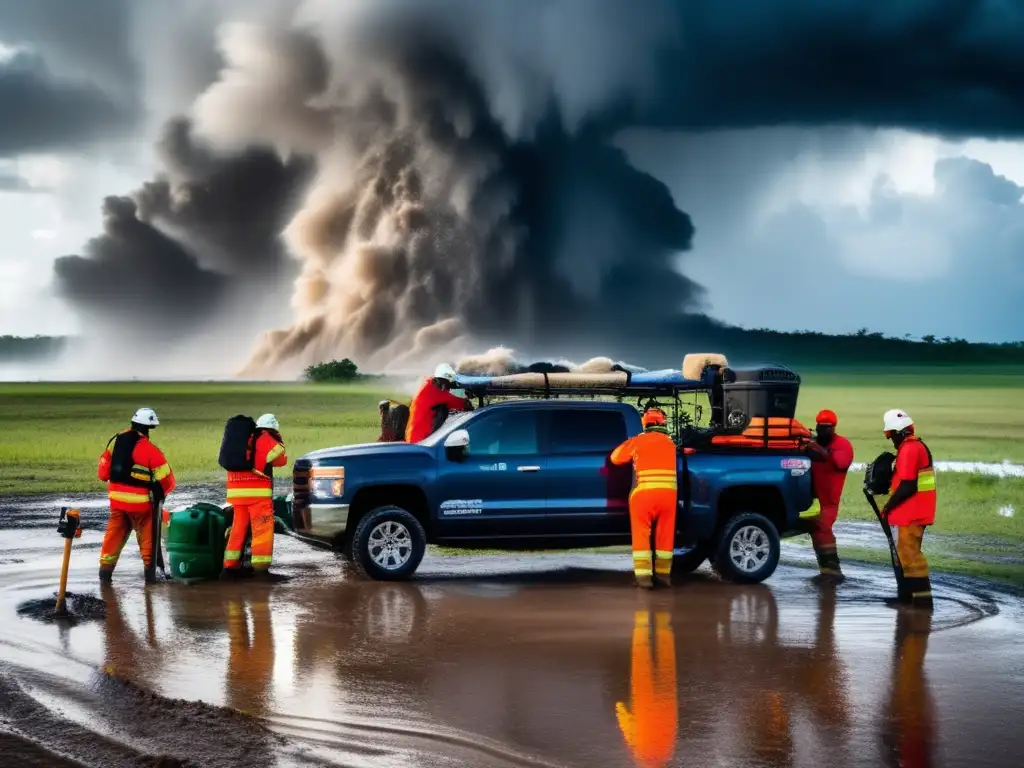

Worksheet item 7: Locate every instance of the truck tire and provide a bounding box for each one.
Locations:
[711,512,780,584]
[350,506,426,581]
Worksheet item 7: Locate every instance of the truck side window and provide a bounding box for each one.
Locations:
[547,410,627,454]
[465,412,539,456]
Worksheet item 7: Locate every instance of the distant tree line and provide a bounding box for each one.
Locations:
[5,328,1024,370]
[0,335,66,361]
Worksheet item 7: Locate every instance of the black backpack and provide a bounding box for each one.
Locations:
[219,415,257,471]
[865,451,897,495]
[107,430,150,486]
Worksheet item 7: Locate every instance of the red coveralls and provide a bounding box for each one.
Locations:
[611,423,678,586]
[405,378,469,443]
[97,431,176,576]
[224,431,287,572]
[809,433,854,575]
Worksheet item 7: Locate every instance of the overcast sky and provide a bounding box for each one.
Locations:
[2,0,1023,355]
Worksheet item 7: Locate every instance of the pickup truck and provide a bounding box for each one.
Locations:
[290,368,817,584]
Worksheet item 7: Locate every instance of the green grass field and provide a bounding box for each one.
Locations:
[1,369,1022,552]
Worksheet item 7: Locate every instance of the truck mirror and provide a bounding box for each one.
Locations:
[444,429,470,460]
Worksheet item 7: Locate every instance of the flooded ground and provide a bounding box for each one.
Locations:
[1,493,1023,767]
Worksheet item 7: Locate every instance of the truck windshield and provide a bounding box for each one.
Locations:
[418,411,475,446]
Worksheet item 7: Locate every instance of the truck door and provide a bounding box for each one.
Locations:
[434,409,548,538]
[542,408,633,536]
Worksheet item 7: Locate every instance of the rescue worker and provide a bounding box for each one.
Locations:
[806,409,854,581]
[615,610,678,768]
[881,409,936,609]
[610,407,677,589]
[97,407,176,583]
[405,363,472,443]
[222,413,287,580]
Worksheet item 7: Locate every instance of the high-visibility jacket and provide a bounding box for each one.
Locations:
[810,434,854,508]
[97,431,175,513]
[226,431,288,503]
[405,378,469,443]
[888,436,936,526]
[610,428,678,495]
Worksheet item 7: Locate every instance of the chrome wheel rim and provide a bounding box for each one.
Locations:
[729,525,770,573]
[368,521,413,570]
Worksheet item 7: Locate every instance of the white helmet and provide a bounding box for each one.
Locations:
[433,363,457,383]
[132,407,159,427]
[883,409,913,433]
[256,413,279,430]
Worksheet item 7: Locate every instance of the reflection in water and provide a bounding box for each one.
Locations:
[882,609,935,768]
[225,593,276,717]
[101,582,159,687]
[616,611,677,768]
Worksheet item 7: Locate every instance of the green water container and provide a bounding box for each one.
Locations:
[273,494,294,533]
[166,503,230,582]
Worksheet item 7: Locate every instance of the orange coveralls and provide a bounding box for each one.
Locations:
[97,430,176,575]
[615,610,678,768]
[611,428,678,583]
[224,430,287,572]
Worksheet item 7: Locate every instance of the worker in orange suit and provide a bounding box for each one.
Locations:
[806,409,854,581]
[881,410,936,609]
[97,407,176,583]
[405,363,472,443]
[611,407,678,588]
[615,610,678,768]
[222,413,287,580]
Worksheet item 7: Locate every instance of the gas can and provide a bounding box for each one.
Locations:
[166,503,230,582]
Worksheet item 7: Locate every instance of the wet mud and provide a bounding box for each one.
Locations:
[17,591,107,624]
[1,493,1023,767]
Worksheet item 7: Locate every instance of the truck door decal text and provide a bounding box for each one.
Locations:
[440,499,484,517]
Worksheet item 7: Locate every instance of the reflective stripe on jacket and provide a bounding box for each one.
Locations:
[226,431,288,502]
[97,431,175,512]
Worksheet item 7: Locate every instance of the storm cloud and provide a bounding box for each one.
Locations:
[29,0,1024,374]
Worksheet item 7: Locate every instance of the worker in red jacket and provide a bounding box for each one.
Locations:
[97,408,176,583]
[222,413,288,580]
[405,363,472,443]
[882,410,936,609]
[806,409,854,581]
[610,408,678,589]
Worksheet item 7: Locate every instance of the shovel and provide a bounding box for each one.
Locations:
[148,491,168,583]
[863,487,903,583]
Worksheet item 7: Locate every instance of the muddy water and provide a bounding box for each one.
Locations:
[1,495,1023,767]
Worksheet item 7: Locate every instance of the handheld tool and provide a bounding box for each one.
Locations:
[55,507,83,615]
[863,487,903,583]
[148,491,168,583]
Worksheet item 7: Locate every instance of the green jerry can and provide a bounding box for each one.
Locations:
[166,503,230,582]
[273,494,294,533]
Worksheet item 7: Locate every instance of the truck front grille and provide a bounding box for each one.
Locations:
[292,466,311,532]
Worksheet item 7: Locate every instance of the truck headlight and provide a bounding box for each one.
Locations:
[310,466,345,499]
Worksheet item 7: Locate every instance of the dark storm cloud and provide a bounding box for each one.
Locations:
[593,0,1024,138]
[40,0,1024,371]
[0,50,135,156]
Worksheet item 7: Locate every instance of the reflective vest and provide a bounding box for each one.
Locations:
[226,431,288,503]
[610,428,678,495]
[889,437,936,526]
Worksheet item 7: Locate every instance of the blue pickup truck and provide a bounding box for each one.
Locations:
[290,360,817,584]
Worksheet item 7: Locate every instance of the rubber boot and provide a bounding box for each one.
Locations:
[654,572,672,588]
[635,574,654,590]
[98,568,113,583]
[907,576,934,611]
[219,567,241,582]
[884,579,912,607]
[144,570,157,585]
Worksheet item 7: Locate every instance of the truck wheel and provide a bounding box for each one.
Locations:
[672,544,710,576]
[711,512,780,584]
[351,506,426,581]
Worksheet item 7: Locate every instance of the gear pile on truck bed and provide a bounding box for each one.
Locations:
[451,352,808,451]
